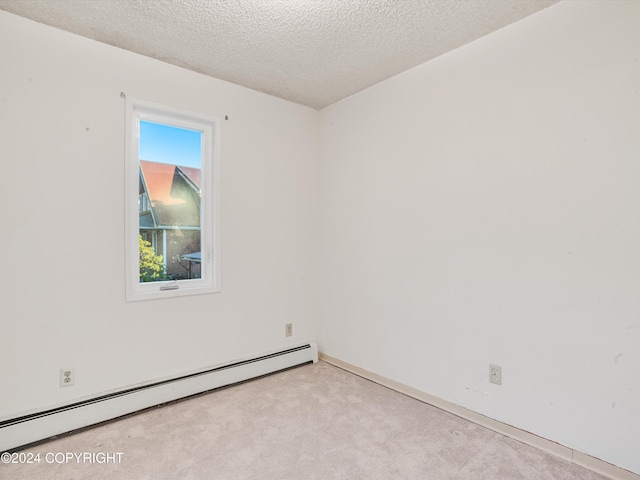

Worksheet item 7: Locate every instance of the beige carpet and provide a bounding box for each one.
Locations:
[2,361,608,480]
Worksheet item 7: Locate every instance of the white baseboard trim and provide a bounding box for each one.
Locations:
[319,353,639,480]
[1,344,318,453]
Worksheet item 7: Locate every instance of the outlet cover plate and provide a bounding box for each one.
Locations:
[60,367,75,387]
[489,364,502,385]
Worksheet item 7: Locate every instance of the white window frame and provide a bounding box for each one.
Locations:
[125,97,221,301]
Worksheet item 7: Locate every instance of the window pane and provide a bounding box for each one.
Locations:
[138,120,203,282]
[125,98,220,301]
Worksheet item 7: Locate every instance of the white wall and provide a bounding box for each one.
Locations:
[0,11,320,417]
[2,1,639,476]
[319,0,640,475]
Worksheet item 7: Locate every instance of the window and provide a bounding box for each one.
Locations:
[125,98,220,301]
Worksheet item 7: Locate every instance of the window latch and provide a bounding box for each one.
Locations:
[159,282,179,291]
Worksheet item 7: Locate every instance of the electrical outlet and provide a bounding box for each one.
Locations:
[285,323,293,337]
[60,367,75,387]
[489,364,502,385]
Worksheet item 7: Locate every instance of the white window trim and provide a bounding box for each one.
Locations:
[125,97,221,301]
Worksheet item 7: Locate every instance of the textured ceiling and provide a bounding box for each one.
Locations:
[0,0,559,109]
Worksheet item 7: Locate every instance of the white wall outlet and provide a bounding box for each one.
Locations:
[285,323,293,337]
[489,364,502,385]
[60,367,75,387]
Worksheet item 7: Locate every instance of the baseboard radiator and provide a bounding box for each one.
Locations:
[0,343,318,452]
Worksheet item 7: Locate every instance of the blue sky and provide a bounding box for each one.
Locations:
[139,120,201,168]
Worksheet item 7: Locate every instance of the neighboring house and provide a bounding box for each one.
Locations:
[139,160,202,279]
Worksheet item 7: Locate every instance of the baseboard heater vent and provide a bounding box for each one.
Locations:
[0,343,318,452]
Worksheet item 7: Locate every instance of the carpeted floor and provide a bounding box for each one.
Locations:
[1,361,608,480]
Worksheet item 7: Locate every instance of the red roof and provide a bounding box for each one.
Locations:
[178,165,201,190]
[141,161,182,206]
[140,160,201,227]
